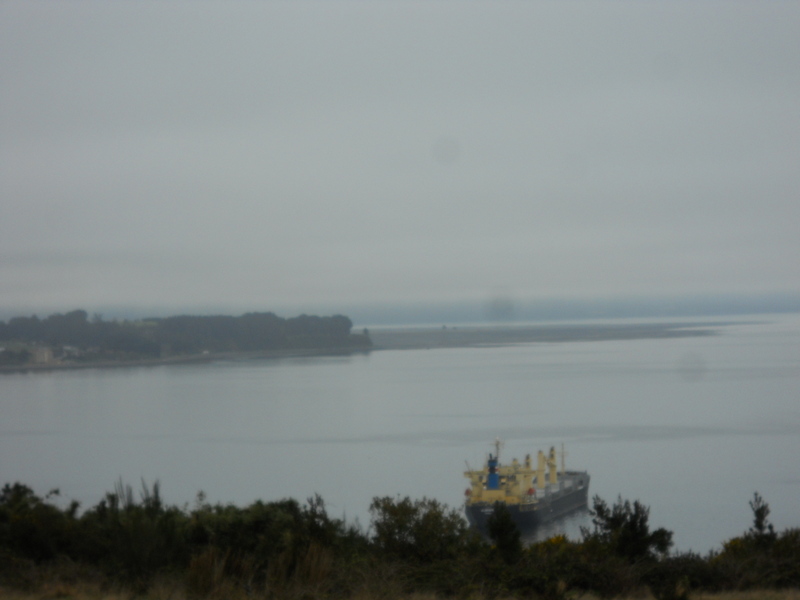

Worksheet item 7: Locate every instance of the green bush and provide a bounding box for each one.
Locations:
[369,496,478,563]
[0,483,78,562]
[582,494,673,563]
[487,501,522,565]
[2,480,798,599]
[75,479,189,588]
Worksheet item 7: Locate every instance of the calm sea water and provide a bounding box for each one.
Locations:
[2,315,798,553]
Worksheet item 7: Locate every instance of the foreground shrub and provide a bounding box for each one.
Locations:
[2,481,798,599]
[0,483,78,562]
[75,479,188,588]
[714,493,800,590]
[369,496,479,563]
[643,552,731,600]
[582,494,673,563]
[487,502,522,565]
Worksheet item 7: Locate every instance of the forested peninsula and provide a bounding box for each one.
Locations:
[0,310,371,370]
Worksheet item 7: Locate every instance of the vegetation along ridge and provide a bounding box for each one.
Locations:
[1,481,797,600]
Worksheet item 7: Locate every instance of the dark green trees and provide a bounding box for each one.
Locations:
[487,501,522,564]
[0,310,368,364]
[582,494,673,562]
[2,484,797,598]
[0,483,78,562]
[369,496,477,563]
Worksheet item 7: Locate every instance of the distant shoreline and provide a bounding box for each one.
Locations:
[0,321,727,374]
[367,320,724,350]
[0,345,371,374]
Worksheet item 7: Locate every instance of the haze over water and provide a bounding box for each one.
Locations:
[1,314,798,553]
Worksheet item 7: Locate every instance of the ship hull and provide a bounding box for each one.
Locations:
[465,472,590,538]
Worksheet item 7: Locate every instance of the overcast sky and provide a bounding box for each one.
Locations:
[2,1,799,318]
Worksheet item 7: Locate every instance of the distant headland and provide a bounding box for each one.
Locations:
[0,309,372,372]
[0,307,746,373]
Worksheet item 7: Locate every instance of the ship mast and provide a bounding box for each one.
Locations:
[493,438,504,461]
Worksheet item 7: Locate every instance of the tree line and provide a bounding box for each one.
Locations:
[0,481,797,600]
[0,309,370,364]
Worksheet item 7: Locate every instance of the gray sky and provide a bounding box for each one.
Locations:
[2,1,799,317]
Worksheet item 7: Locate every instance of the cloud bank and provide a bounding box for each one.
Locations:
[2,2,799,316]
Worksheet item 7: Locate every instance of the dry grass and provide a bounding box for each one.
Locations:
[577,592,800,600]
[3,583,800,600]
[690,593,800,600]
[0,583,127,600]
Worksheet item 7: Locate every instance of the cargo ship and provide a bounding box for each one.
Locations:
[463,440,590,538]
